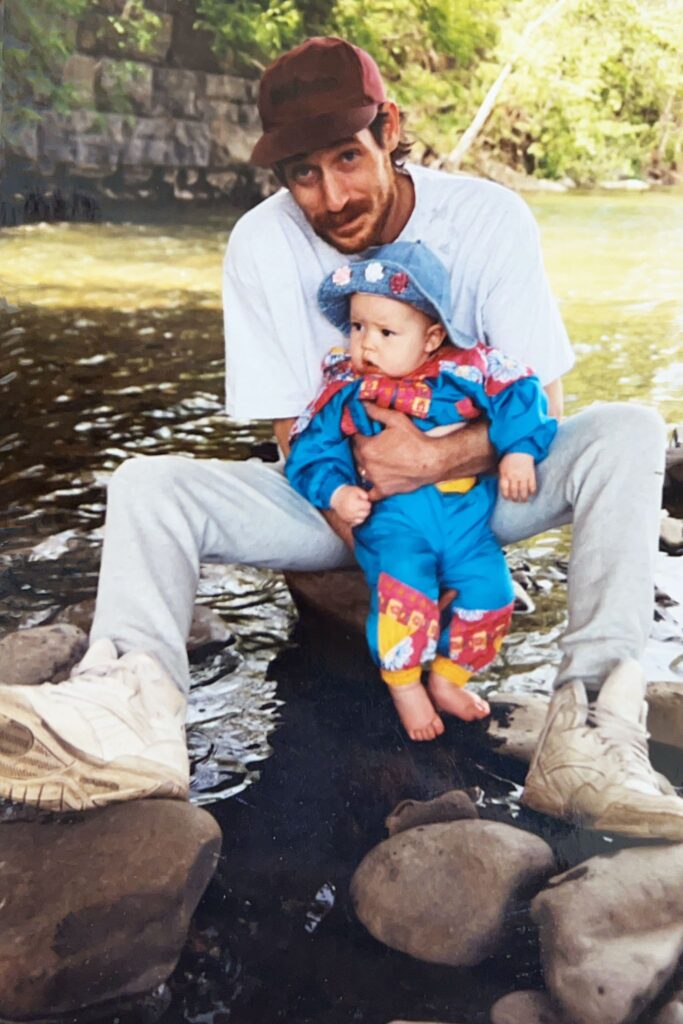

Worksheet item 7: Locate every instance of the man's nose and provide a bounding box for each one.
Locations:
[320,171,348,213]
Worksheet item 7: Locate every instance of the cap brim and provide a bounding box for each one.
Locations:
[249,104,379,167]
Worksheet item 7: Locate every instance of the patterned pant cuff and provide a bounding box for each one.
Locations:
[431,656,471,687]
[381,667,422,687]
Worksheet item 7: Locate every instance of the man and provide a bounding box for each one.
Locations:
[0,37,680,838]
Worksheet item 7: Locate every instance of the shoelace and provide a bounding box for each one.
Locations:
[587,701,658,784]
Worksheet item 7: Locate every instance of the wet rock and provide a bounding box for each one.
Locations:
[486,694,548,761]
[657,990,683,1024]
[531,844,683,1024]
[484,686,683,761]
[55,600,230,653]
[284,567,368,634]
[660,512,683,555]
[351,820,555,967]
[0,624,87,685]
[491,990,568,1024]
[0,800,221,1019]
[647,683,683,750]
[385,789,478,836]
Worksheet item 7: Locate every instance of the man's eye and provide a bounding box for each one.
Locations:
[291,165,314,183]
[340,149,360,164]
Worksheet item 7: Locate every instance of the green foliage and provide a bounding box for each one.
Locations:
[1,0,163,147]
[2,0,88,146]
[196,0,683,184]
[2,0,681,183]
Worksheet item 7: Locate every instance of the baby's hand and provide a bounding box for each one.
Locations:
[499,452,536,502]
[330,485,372,526]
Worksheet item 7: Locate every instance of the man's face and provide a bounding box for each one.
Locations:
[280,129,398,254]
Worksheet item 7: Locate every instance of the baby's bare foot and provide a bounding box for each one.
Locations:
[428,670,490,722]
[388,682,445,741]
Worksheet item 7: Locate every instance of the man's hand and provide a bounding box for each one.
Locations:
[353,405,496,501]
[499,452,536,502]
[330,485,372,526]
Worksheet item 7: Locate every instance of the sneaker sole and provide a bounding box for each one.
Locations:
[0,693,188,812]
[523,780,683,841]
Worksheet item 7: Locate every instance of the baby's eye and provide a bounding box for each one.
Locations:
[350,321,362,332]
[381,328,395,337]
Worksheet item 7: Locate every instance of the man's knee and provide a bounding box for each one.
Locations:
[108,455,191,502]
[574,402,666,468]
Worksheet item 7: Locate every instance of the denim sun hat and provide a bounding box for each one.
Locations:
[318,240,476,349]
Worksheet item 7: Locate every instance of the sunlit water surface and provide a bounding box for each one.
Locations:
[0,190,682,1023]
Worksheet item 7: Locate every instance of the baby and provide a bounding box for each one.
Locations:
[286,241,557,741]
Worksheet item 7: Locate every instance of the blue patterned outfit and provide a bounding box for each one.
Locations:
[285,244,558,688]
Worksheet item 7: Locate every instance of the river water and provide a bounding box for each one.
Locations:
[0,189,682,1023]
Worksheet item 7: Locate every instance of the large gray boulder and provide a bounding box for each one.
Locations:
[0,800,221,1019]
[351,820,555,967]
[531,845,683,1024]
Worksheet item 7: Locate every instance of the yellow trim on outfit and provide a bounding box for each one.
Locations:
[430,656,471,687]
[435,477,477,494]
[381,666,422,687]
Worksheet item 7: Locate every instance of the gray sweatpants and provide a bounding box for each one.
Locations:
[91,402,666,696]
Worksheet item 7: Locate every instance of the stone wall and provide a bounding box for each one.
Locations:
[7,2,275,206]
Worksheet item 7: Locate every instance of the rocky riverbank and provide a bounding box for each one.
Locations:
[0,584,682,1022]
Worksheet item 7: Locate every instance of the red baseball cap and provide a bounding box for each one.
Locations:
[249,36,387,167]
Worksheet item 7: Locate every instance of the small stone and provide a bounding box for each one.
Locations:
[187,605,231,651]
[206,170,239,196]
[0,624,87,685]
[532,844,683,1024]
[660,512,683,555]
[647,683,683,750]
[491,991,568,1024]
[386,789,478,836]
[0,800,221,1019]
[351,820,555,967]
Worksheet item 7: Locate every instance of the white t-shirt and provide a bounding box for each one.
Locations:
[223,164,574,421]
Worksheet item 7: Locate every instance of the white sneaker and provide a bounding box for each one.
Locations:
[0,639,189,811]
[522,659,683,840]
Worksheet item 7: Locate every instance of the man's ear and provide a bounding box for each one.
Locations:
[425,322,447,353]
[380,102,402,153]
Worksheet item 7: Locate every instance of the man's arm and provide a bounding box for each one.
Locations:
[544,378,563,420]
[275,417,355,549]
[353,407,496,501]
[352,376,563,501]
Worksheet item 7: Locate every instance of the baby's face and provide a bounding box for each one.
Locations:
[349,292,445,378]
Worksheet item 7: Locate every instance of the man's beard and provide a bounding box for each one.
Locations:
[312,176,397,255]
